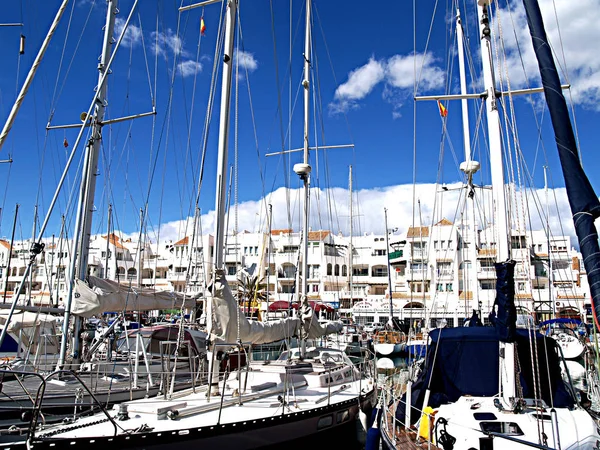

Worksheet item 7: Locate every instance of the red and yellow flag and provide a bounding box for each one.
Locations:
[200,17,206,36]
[437,100,448,117]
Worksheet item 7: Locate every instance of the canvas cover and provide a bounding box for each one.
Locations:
[0,312,59,353]
[71,276,198,318]
[208,269,342,345]
[397,327,575,424]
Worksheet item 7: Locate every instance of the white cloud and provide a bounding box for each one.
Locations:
[177,60,202,77]
[330,53,443,115]
[331,57,385,113]
[151,28,185,57]
[236,50,258,72]
[494,0,600,110]
[114,17,143,48]
[148,183,578,252]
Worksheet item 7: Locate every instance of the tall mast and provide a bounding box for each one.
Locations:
[54,215,66,307]
[105,205,112,279]
[544,166,554,318]
[57,0,118,369]
[457,7,480,316]
[477,0,514,402]
[213,0,237,272]
[27,205,38,305]
[384,207,393,323]
[292,0,312,357]
[266,203,273,318]
[0,0,69,152]
[348,166,353,316]
[1,205,19,305]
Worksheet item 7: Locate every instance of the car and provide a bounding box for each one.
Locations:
[364,322,385,334]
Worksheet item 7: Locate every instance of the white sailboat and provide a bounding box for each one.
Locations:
[0,1,376,448]
[380,0,600,449]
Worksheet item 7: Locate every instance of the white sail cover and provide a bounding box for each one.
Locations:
[0,312,59,352]
[71,276,198,318]
[208,269,342,345]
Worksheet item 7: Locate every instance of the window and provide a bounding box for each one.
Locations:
[228,266,236,276]
[445,283,453,292]
[481,281,496,290]
[434,241,438,249]
[436,283,443,292]
[334,264,340,276]
[327,264,333,276]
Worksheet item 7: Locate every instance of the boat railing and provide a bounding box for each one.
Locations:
[0,369,119,444]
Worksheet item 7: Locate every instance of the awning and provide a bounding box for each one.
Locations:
[268,300,299,311]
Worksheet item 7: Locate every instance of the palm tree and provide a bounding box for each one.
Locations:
[236,271,267,318]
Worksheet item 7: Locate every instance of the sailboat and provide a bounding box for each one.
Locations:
[373,208,407,357]
[379,0,600,448]
[0,1,376,448]
[0,0,206,429]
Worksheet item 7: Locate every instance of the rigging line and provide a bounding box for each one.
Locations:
[183,12,205,202]
[549,3,582,164]
[237,15,270,220]
[311,35,341,236]
[137,12,156,109]
[172,10,200,218]
[415,0,441,95]
[312,3,356,153]
[48,0,77,114]
[269,0,294,232]
[142,7,188,248]
[191,0,227,268]
[48,0,97,122]
[234,7,240,276]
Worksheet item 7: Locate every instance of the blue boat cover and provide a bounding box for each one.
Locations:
[396,327,575,424]
[539,318,582,327]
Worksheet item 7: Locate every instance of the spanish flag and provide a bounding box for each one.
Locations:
[200,17,206,36]
[438,100,448,117]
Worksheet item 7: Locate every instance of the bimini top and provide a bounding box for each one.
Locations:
[398,326,575,424]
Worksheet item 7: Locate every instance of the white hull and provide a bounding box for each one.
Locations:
[4,347,377,450]
[374,342,403,356]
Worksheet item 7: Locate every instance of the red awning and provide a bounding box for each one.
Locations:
[268,301,299,311]
[309,301,334,313]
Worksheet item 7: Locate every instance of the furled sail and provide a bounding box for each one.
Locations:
[71,276,198,318]
[489,260,516,342]
[208,269,342,345]
[522,0,600,329]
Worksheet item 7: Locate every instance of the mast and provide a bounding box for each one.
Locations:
[0,0,69,152]
[477,0,515,402]
[27,205,37,306]
[293,0,312,358]
[544,166,554,318]
[1,205,19,305]
[105,205,112,279]
[384,207,393,324]
[349,166,353,317]
[457,7,480,316]
[266,203,273,318]
[520,0,600,330]
[54,215,66,307]
[57,0,118,369]
[213,0,237,273]
[206,0,237,396]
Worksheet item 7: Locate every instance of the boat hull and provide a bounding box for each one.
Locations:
[7,391,376,450]
[374,343,403,356]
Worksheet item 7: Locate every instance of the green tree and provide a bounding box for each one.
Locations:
[236,271,267,318]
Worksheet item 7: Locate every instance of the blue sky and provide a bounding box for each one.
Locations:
[0,0,598,248]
